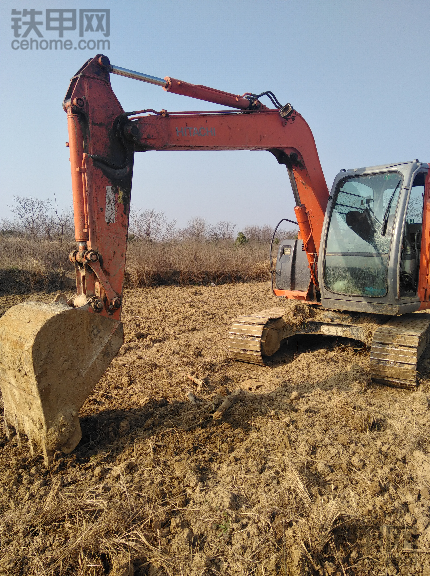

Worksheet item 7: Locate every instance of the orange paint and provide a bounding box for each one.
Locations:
[64,55,330,318]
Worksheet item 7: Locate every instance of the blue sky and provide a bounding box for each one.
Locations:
[1,0,429,233]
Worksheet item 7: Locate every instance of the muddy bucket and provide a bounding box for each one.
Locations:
[0,301,123,464]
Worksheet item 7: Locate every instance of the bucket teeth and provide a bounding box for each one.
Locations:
[0,301,123,464]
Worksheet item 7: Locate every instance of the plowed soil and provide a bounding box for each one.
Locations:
[2,282,430,576]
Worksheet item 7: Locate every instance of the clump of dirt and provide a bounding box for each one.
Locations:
[1,282,430,575]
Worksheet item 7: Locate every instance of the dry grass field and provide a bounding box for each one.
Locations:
[2,279,430,575]
[0,234,271,296]
[0,203,293,293]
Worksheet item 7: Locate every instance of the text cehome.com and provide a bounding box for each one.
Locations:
[10,9,110,51]
[11,38,110,50]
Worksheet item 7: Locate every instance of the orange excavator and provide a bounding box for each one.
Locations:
[1,54,430,463]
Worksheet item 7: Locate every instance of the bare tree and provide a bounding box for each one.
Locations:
[10,196,53,238]
[208,221,236,241]
[243,224,298,243]
[180,217,208,241]
[129,209,177,242]
[6,196,74,241]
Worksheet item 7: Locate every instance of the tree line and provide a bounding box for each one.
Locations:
[1,196,297,244]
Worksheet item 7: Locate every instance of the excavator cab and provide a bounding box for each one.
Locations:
[266,161,430,389]
[319,160,428,314]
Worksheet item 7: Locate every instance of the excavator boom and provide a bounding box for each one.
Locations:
[62,55,329,314]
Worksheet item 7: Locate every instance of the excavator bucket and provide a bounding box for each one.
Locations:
[0,301,123,464]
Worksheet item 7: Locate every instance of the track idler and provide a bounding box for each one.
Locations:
[0,301,123,464]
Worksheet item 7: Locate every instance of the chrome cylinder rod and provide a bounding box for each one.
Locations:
[110,65,167,87]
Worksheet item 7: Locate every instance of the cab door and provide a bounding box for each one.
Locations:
[400,170,427,297]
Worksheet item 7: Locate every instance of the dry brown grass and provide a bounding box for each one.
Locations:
[1,203,295,292]
[125,239,269,287]
[0,235,270,294]
[0,235,76,294]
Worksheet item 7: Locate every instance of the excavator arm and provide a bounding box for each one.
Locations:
[63,55,329,317]
[0,55,329,463]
